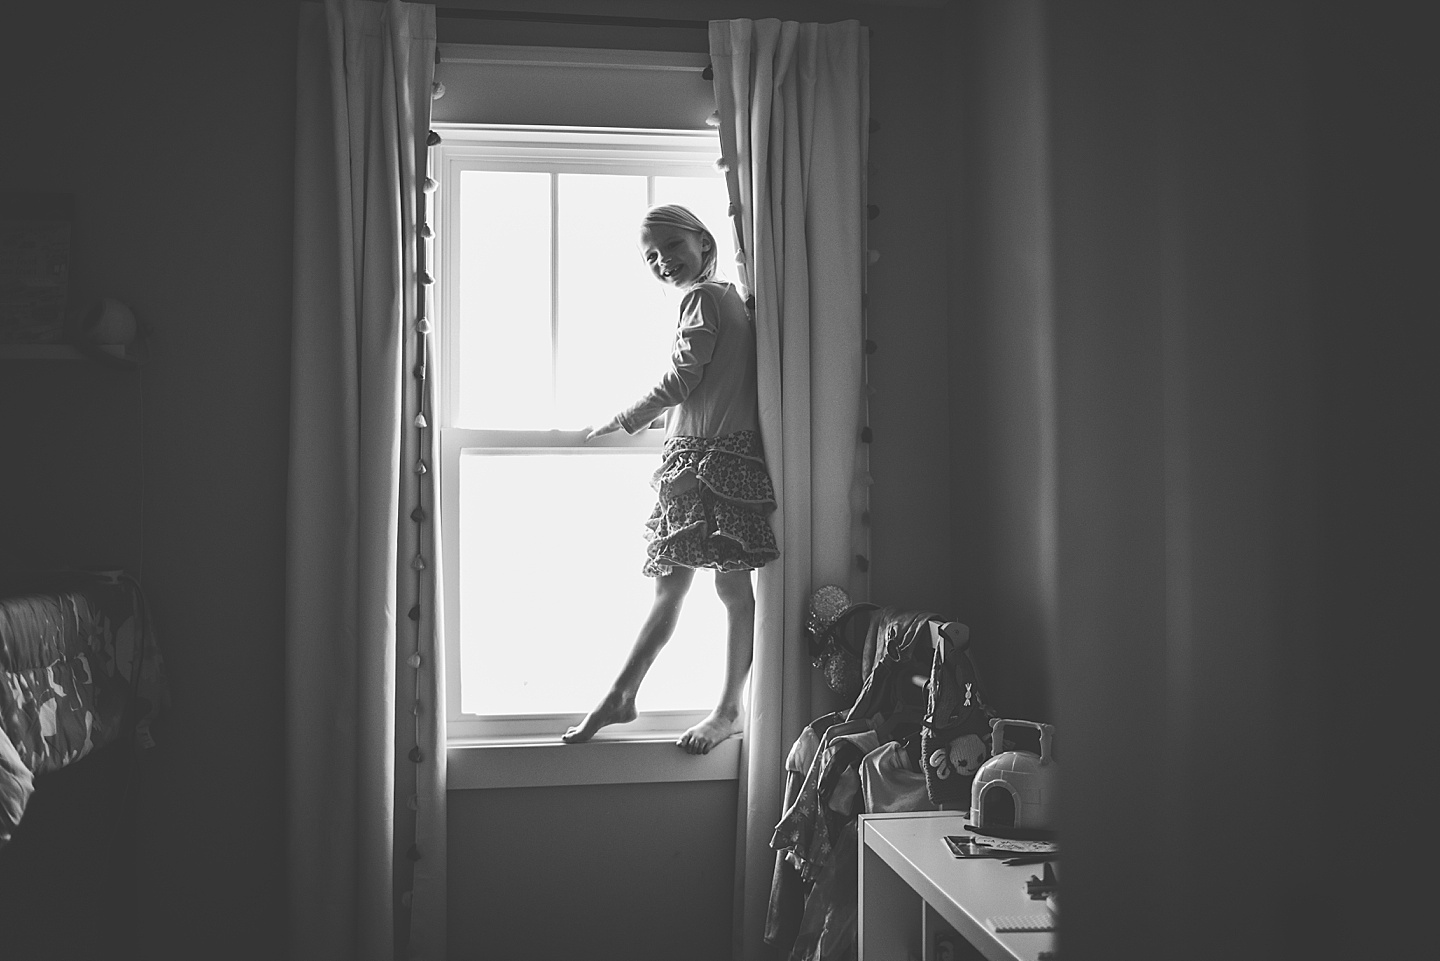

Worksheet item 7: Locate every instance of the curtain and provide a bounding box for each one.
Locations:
[286,3,441,960]
[709,19,871,961]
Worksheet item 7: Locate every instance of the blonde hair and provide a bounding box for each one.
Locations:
[640,204,719,284]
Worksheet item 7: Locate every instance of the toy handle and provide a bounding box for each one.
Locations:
[988,718,1055,764]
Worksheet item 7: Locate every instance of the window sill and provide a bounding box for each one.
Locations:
[447,730,742,790]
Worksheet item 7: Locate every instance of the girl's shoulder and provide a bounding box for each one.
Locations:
[683,280,745,311]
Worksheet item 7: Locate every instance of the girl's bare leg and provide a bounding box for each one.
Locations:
[562,567,695,743]
[677,569,754,755]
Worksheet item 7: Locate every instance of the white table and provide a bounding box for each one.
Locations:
[858,810,1056,961]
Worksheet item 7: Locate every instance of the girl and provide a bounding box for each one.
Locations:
[562,204,779,755]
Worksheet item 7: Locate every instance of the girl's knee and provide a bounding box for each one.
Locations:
[713,570,754,608]
[654,568,695,602]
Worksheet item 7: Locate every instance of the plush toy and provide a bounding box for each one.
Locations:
[928,732,989,781]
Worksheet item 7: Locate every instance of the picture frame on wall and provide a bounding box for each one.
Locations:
[0,191,74,344]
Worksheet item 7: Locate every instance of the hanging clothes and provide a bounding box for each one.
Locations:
[770,720,878,886]
[764,711,845,947]
[766,607,956,959]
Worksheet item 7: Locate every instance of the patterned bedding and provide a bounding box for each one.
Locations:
[0,572,166,848]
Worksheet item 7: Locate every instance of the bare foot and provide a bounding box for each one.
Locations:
[562,691,638,743]
[676,707,743,755]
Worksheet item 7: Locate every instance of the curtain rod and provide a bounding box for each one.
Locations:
[435,7,710,30]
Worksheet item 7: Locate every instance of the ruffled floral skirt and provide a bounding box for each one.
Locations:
[643,429,780,576]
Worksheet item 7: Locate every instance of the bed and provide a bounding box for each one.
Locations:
[0,571,167,849]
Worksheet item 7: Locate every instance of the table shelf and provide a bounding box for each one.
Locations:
[858,811,1056,961]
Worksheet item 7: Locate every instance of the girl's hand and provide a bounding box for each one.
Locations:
[585,417,623,442]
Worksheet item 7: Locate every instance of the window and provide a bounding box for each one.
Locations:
[435,125,739,744]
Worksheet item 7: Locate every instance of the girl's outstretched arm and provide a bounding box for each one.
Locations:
[584,417,623,442]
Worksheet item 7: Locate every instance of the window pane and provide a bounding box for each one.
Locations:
[555,173,670,429]
[456,170,552,428]
[458,449,726,716]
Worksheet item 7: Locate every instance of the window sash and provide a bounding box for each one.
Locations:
[439,427,707,740]
[434,126,723,432]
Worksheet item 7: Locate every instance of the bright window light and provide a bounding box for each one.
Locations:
[457,449,725,716]
[457,170,552,428]
[436,126,739,740]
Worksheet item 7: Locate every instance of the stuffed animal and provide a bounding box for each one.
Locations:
[927,732,989,780]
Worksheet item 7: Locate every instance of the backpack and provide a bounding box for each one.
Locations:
[842,607,936,738]
[831,604,999,808]
[919,624,998,806]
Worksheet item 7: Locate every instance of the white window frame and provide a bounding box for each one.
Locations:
[433,125,740,771]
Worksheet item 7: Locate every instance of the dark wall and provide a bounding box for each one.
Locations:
[1,1,296,958]
[448,781,737,960]
[945,0,1056,724]
[948,2,1431,960]
[1304,3,1433,956]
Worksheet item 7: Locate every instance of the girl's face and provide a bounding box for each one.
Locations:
[639,223,711,289]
